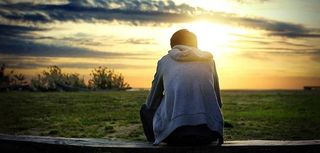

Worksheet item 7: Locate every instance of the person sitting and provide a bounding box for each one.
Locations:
[140,29,224,145]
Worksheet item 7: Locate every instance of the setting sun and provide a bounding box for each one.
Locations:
[179,20,245,58]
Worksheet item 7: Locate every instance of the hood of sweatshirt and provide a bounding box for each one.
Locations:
[168,45,213,61]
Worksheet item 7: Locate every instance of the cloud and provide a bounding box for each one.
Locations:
[261,49,320,56]
[0,39,133,58]
[1,0,319,38]
[0,24,45,38]
[236,39,313,48]
[232,34,319,61]
[242,47,308,52]
[122,38,156,45]
[0,1,195,23]
[57,36,104,46]
[240,52,270,60]
[260,49,320,63]
[58,63,154,69]
[240,48,320,62]
[222,17,320,38]
[0,24,148,58]
[273,41,313,48]
[268,32,320,38]
[0,56,153,69]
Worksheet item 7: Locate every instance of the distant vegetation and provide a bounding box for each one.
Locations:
[0,64,131,92]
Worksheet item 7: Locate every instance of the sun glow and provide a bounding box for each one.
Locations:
[182,20,238,58]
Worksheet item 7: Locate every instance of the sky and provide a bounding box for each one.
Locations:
[0,0,319,89]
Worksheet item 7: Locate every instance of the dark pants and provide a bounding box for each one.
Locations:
[140,104,223,145]
[163,124,221,146]
[140,104,155,142]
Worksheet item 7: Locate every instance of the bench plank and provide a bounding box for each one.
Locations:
[1,134,319,153]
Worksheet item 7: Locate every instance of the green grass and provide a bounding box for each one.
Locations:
[0,90,319,141]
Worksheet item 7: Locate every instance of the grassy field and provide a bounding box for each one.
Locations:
[0,90,319,141]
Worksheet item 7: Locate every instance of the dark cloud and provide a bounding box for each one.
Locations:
[0,56,153,69]
[221,17,320,38]
[0,24,45,38]
[1,0,319,38]
[0,24,148,58]
[268,32,320,38]
[0,39,134,58]
[0,1,194,23]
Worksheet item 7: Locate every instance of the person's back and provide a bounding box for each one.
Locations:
[140,29,223,145]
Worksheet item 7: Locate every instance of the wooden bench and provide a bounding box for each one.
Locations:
[0,134,319,153]
[304,86,320,90]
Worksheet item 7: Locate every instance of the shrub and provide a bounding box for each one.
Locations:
[31,66,86,91]
[88,66,131,90]
[0,64,28,91]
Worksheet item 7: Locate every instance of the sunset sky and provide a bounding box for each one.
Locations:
[0,0,319,89]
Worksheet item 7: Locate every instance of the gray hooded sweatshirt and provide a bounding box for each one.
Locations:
[146,45,223,145]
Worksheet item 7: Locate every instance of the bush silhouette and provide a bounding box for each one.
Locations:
[31,66,86,91]
[88,66,131,90]
[0,64,28,91]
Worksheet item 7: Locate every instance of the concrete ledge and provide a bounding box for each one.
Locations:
[1,134,319,153]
